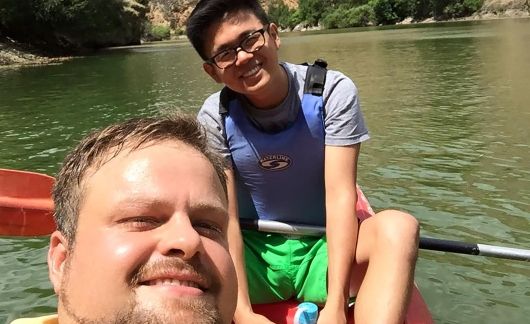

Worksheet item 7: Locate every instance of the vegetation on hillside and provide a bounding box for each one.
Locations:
[267,0,486,29]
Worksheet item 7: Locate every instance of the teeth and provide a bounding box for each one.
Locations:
[148,279,200,288]
[243,65,260,77]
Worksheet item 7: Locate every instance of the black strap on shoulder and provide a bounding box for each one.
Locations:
[217,87,236,149]
[304,58,328,96]
[219,86,236,115]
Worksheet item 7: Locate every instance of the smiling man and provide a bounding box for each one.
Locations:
[11,115,237,324]
[187,1,420,323]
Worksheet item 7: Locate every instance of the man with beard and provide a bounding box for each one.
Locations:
[11,115,237,324]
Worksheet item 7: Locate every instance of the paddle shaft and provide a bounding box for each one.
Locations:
[239,219,530,262]
[1,168,528,261]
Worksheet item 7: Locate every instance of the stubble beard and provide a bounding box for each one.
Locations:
[58,258,223,324]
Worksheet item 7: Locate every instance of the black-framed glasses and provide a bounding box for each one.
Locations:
[206,25,269,69]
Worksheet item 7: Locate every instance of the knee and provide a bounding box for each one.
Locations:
[375,210,419,257]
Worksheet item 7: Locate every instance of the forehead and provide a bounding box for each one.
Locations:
[205,10,263,54]
[81,142,225,207]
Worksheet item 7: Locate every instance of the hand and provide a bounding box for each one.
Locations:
[233,310,275,324]
[316,304,348,324]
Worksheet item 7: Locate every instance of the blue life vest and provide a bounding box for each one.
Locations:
[220,60,328,226]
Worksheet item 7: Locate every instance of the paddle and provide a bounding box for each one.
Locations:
[1,168,529,262]
[239,219,530,262]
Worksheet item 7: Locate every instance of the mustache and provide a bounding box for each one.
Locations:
[129,256,220,290]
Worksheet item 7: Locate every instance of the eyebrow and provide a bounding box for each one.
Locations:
[110,198,227,217]
[188,202,228,218]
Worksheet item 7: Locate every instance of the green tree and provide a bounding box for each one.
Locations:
[322,4,375,28]
[347,4,376,26]
[322,6,349,28]
[268,0,296,28]
[299,0,328,25]
[288,9,304,28]
[371,0,415,24]
[0,0,148,51]
[372,0,398,24]
[444,0,483,18]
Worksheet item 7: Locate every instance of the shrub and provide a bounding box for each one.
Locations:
[463,0,484,15]
[174,27,185,36]
[299,0,328,26]
[322,4,375,28]
[371,0,416,25]
[287,9,304,29]
[268,0,293,29]
[347,4,376,26]
[148,24,171,41]
[322,7,350,29]
[372,0,399,24]
[441,0,484,18]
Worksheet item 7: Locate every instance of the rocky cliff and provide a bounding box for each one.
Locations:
[482,0,529,11]
[147,0,298,31]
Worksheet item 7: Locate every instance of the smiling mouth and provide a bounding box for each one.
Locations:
[241,61,262,78]
[143,279,202,289]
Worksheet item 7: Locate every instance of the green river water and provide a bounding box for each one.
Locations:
[1,18,529,323]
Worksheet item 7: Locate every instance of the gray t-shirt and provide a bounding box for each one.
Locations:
[197,62,370,164]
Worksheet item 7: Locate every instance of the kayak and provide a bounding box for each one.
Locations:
[248,185,434,323]
[0,168,55,236]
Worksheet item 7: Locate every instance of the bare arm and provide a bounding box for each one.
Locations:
[225,169,252,316]
[225,169,273,324]
[320,144,360,322]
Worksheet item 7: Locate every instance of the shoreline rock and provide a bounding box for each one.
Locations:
[0,38,72,69]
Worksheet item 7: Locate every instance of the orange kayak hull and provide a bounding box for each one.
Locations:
[0,169,56,236]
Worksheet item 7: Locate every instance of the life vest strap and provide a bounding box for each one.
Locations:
[303,58,328,96]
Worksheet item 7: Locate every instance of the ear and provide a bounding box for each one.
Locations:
[48,231,69,294]
[203,62,222,83]
[268,23,281,49]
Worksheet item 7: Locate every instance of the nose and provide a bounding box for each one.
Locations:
[234,47,254,66]
[157,213,202,260]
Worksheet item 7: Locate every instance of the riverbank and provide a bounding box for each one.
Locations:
[0,38,71,69]
[2,12,528,68]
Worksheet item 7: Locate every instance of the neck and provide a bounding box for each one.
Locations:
[246,64,288,110]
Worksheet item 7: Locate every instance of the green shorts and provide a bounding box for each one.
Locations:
[243,230,329,304]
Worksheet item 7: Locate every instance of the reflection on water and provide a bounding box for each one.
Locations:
[1,19,529,323]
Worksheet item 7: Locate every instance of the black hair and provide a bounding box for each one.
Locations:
[186,0,270,61]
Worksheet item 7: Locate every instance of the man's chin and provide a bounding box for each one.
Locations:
[59,293,221,324]
[137,296,221,324]
[59,306,221,324]
[147,309,220,324]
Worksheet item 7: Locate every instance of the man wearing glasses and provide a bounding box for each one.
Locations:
[187,1,420,323]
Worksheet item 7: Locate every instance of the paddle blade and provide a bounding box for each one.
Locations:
[0,169,56,236]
